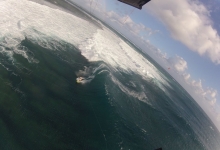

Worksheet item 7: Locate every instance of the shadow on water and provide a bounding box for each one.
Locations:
[0,38,116,150]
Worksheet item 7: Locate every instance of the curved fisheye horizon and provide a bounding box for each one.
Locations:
[68,0,220,132]
[0,0,220,149]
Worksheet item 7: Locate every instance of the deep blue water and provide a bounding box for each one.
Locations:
[0,0,220,150]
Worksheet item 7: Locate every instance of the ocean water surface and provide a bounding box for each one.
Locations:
[0,0,220,149]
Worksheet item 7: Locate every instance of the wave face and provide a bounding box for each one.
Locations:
[0,0,220,150]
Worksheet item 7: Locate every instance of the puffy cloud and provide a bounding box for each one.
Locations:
[70,0,157,37]
[70,0,161,44]
[211,90,217,98]
[191,79,204,94]
[205,89,218,98]
[183,73,190,81]
[203,89,218,105]
[145,0,220,64]
[187,77,218,106]
[183,74,218,105]
[191,79,202,89]
[155,49,167,59]
[168,55,188,72]
[180,72,219,123]
[106,11,154,36]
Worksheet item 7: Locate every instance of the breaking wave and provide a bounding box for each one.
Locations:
[0,1,219,150]
[0,0,171,102]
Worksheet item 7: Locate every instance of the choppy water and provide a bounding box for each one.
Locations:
[0,0,220,149]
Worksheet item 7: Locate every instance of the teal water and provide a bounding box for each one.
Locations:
[0,35,220,150]
[0,1,220,150]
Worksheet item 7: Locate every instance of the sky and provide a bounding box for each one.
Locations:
[69,0,220,131]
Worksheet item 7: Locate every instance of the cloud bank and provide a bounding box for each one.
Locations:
[145,0,220,64]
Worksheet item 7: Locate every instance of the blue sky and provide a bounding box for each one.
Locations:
[106,0,220,91]
[70,0,220,130]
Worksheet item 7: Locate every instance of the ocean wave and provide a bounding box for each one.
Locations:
[78,27,172,96]
[75,63,109,84]
[0,0,171,97]
[0,0,98,65]
[0,1,219,150]
[110,74,151,105]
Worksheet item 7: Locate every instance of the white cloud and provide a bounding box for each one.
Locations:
[106,10,154,37]
[181,71,218,106]
[148,47,220,130]
[179,72,219,129]
[211,90,217,98]
[182,72,218,106]
[202,88,218,105]
[67,0,220,131]
[183,73,191,80]
[145,0,220,64]
[70,0,156,37]
[191,79,203,91]
[168,55,188,72]
[145,46,219,110]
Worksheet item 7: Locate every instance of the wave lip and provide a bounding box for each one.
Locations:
[0,0,169,89]
[78,27,171,92]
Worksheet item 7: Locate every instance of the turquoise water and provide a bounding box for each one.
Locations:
[0,0,220,149]
[0,34,219,150]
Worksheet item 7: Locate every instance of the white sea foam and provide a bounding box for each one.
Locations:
[75,64,108,84]
[78,28,171,91]
[0,0,171,98]
[110,74,152,105]
[0,0,97,63]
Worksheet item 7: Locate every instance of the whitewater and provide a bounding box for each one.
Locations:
[0,0,169,87]
[0,0,220,150]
